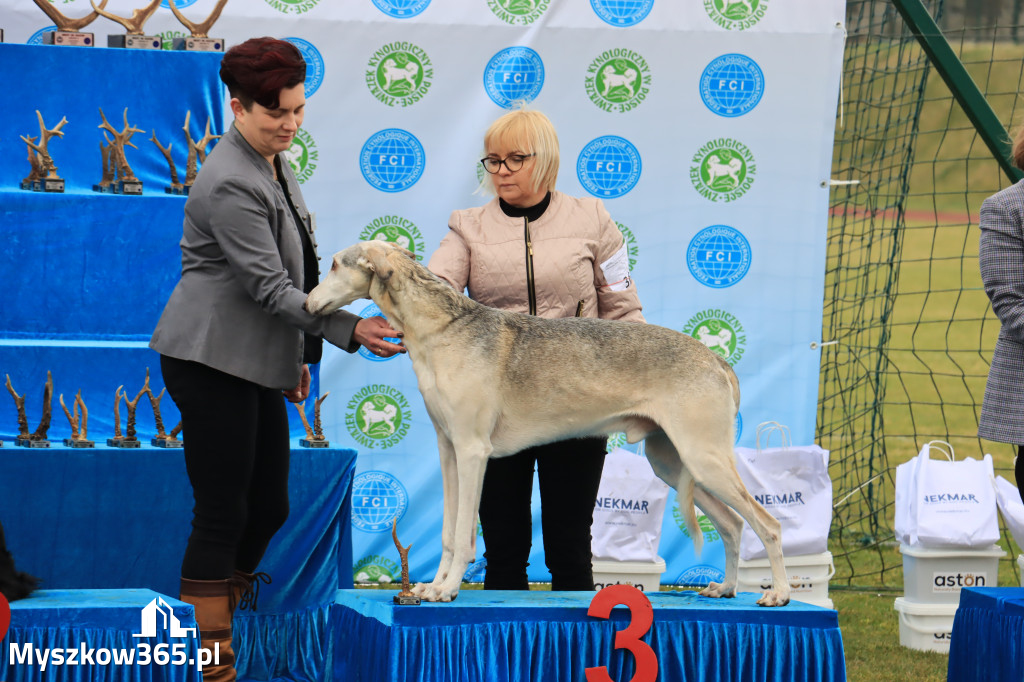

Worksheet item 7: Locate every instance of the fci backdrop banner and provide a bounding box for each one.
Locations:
[2,0,845,585]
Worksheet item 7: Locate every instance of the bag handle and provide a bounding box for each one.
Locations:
[755,421,791,453]
[920,440,955,462]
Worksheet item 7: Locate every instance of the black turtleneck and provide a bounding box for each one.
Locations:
[499,191,551,222]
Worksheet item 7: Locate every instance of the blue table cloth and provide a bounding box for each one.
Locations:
[948,586,1024,681]
[0,445,356,681]
[332,589,846,682]
[2,589,201,682]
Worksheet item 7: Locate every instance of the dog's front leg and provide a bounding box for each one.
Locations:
[414,432,458,598]
[421,438,490,602]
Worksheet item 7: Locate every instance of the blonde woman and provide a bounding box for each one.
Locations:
[428,107,644,590]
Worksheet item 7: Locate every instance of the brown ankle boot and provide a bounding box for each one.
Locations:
[179,578,237,682]
[230,570,272,613]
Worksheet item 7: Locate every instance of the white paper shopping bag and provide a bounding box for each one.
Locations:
[995,474,1024,550]
[913,443,999,548]
[591,447,670,562]
[734,422,832,561]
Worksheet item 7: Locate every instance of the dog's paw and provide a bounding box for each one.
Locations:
[756,589,790,607]
[418,583,460,603]
[699,581,737,599]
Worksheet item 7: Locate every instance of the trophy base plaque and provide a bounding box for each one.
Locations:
[172,37,225,52]
[152,437,184,448]
[40,178,65,193]
[93,183,116,193]
[108,34,161,50]
[393,594,421,606]
[165,186,186,195]
[115,180,143,195]
[43,31,95,47]
[107,438,141,448]
[15,437,50,448]
[300,438,330,448]
[64,438,95,448]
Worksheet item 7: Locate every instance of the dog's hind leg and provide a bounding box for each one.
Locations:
[692,465,788,606]
[660,421,789,607]
[413,431,459,598]
[692,487,744,599]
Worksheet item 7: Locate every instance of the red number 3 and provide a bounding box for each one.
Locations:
[585,584,658,682]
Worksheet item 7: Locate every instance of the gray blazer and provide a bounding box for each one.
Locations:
[150,125,360,390]
[979,179,1024,444]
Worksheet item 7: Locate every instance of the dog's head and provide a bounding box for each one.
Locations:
[305,241,414,315]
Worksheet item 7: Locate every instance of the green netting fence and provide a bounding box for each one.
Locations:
[823,0,1024,588]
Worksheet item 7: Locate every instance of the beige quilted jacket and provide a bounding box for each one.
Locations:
[427,191,644,321]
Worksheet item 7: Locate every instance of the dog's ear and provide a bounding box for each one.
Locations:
[362,243,396,287]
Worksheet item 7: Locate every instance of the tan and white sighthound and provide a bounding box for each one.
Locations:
[306,240,790,606]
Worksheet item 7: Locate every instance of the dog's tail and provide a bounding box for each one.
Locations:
[678,469,703,557]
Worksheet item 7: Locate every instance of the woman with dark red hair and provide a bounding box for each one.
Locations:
[150,37,403,680]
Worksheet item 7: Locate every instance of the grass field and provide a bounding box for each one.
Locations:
[817,31,1024,680]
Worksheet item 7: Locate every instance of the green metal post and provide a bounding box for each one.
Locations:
[892,0,1024,183]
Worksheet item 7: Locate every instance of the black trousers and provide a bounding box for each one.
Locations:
[160,355,291,581]
[478,437,606,591]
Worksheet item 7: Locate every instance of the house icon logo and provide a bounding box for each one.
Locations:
[133,597,197,638]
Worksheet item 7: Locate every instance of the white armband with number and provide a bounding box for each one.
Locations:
[599,244,632,292]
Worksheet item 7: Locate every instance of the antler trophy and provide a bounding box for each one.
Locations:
[6,372,53,448]
[116,370,152,448]
[20,111,68,193]
[151,130,184,195]
[90,0,162,49]
[295,392,330,448]
[94,108,145,195]
[168,0,230,51]
[33,0,107,46]
[148,383,183,448]
[61,390,95,448]
[107,385,125,446]
[391,520,421,605]
[183,110,221,192]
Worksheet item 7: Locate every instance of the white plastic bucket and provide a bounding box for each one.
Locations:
[737,551,835,604]
[893,597,957,653]
[592,557,666,592]
[900,543,1004,604]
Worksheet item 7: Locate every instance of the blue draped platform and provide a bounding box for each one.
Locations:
[2,589,201,682]
[948,586,1024,681]
[0,445,356,681]
[331,589,846,682]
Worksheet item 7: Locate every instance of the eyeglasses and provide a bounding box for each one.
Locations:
[480,153,536,174]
